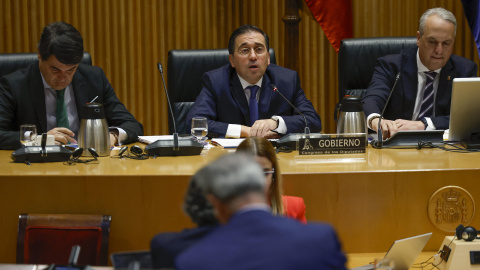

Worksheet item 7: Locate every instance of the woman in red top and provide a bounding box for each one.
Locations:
[237,137,307,223]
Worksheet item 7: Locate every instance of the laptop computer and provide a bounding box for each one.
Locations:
[448,78,480,147]
[110,250,153,269]
[353,232,432,270]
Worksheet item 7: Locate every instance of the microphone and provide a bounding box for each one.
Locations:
[375,72,401,148]
[271,84,310,135]
[157,62,179,150]
[145,63,203,157]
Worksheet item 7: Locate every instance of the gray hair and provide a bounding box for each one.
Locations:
[195,153,266,203]
[419,7,457,37]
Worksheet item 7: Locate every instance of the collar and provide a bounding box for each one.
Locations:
[416,49,442,74]
[237,74,263,90]
[235,203,271,215]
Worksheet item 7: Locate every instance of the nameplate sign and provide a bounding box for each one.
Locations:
[298,134,366,155]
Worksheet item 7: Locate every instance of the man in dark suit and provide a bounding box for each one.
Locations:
[0,21,143,150]
[176,153,347,270]
[186,25,321,138]
[363,7,477,139]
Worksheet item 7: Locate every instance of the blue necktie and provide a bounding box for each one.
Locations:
[248,85,259,126]
[417,71,437,120]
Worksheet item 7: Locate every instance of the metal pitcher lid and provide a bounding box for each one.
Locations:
[340,96,364,112]
[81,103,106,119]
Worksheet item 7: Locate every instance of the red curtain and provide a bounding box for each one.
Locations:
[305,0,353,52]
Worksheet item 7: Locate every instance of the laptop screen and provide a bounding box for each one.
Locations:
[383,232,432,270]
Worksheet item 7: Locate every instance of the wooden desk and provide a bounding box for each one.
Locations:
[346,252,437,269]
[1,146,479,264]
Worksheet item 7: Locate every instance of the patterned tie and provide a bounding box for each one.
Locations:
[417,71,437,120]
[56,88,70,128]
[248,85,259,126]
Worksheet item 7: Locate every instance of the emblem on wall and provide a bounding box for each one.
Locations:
[428,186,475,232]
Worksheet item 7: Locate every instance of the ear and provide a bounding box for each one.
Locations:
[37,52,42,62]
[267,51,270,65]
[416,31,421,47]
[229,54,235,68]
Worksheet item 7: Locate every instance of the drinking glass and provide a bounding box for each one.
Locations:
[20,124,37,146]
[191,117,208,145]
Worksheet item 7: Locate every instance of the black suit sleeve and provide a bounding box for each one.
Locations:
[0,76,22,150]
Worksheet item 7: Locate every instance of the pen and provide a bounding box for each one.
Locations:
[90,96,98,103]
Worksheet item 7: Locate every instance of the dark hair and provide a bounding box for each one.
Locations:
[228,24,269,55]
[183,175,218,227]
[38,21,84,65]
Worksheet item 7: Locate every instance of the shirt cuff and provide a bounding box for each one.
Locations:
[225,124,241,138]
[272,116,287,134]
[366,113,381,130]
[424,117,436,131]
[109,127,127,145]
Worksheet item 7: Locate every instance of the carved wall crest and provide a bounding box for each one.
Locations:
[428,186,475,232]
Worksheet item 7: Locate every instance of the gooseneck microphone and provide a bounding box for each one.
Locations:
[271,84,310,135]
[157,62,179,150]
[376,72,401,148]
[145,63,203,157]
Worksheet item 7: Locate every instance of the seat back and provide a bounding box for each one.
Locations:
[338,37,417,100]
[16,213,111,266]
[0,52,92,78]
[166,48,276,134]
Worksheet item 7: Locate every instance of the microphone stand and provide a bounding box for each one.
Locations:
[157,63,179,151]
[271,84,310,135]
[376,72,401,148]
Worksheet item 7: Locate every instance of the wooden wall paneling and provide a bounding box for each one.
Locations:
[0,0,479,135]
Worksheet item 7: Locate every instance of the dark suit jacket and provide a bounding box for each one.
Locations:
[186,64,321,137]
[150,226,217,269]
[176,209,347,270]
[362,47,478,130]
[0,63,143,149]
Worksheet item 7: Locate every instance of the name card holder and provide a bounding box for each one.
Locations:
[298,133,366,155]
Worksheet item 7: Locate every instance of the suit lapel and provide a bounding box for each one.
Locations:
[436,60,454,115]
[401,48,419,118]
[31,64,48,133]
[230,73,250,125]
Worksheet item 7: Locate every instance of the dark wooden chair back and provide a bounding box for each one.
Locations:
[16,213,111,266]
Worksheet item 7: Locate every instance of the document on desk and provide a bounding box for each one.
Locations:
[211,138,245,148]
[138,135,174,144]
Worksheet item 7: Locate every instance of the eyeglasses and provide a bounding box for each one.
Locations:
[264,168,275,176]
[237,46,267,56]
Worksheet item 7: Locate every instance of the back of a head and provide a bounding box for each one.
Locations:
[38,21,84,64]
[236,137,277,166]
[183,174,218,227]
[196,153,266,203]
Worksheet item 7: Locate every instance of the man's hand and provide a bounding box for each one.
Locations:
[240,119,281,139]
[371,118,399,140]
[47,127,76,145]
[250,119,277,137]
[395,119,425,131]
[109,132,118,147]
